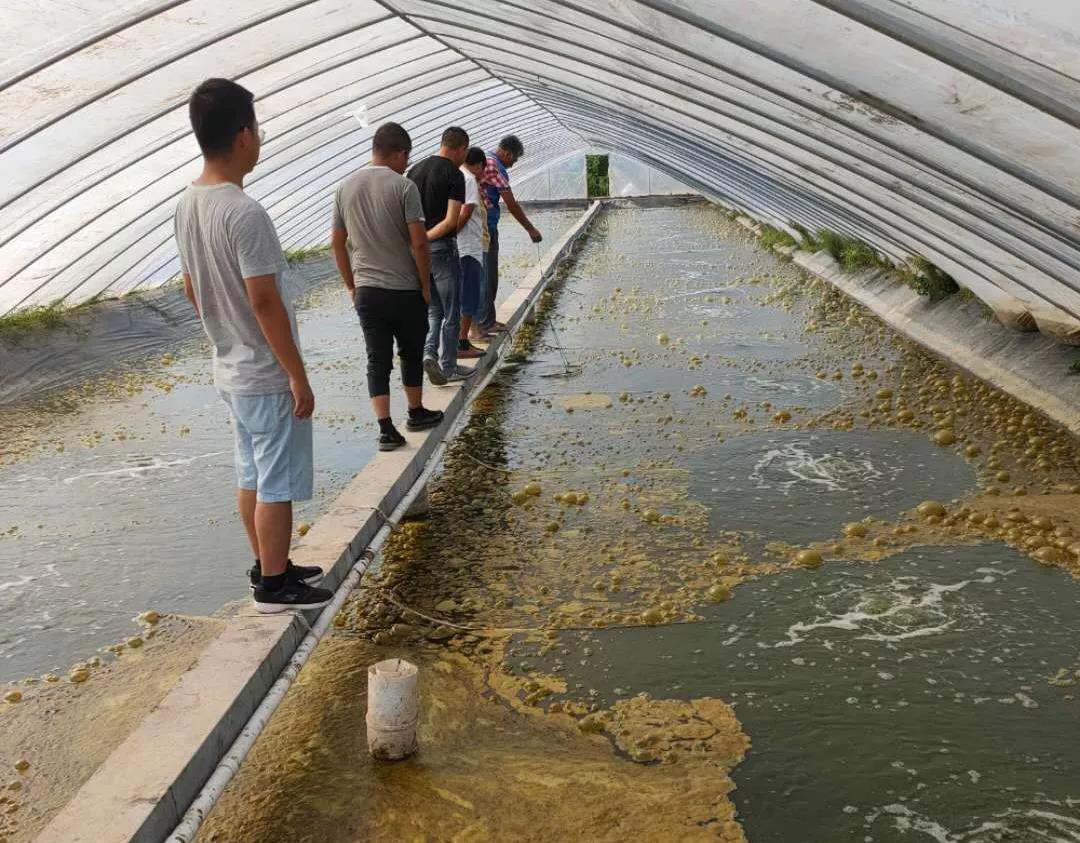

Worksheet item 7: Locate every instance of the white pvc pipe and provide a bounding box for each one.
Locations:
[166,202,600,843]
[366,658,419,760]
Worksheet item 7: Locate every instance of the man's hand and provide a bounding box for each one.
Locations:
[421,281,432,306]
[528,226,543,244]
[290,374,315,419]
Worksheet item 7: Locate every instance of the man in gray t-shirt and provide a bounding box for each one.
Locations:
[174,78,331,614]
[331,122,445,452]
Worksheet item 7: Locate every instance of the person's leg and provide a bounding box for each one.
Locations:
[237,488,259,558]
[423,266,444,365]
[397,290,445,430]
[430,241,461,375]
[355,287,395,420]
[482,222,499,329]
[245,393,330,611]
[459,255,482,349]
[221,389,260,553]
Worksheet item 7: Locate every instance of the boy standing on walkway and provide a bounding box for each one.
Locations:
[175,78,332,613]
[457,146,489,352]
[331,122,444,451]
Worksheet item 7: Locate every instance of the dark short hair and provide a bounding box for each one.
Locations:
[498,134,524,158]
[189,78,256,156]
[442,126,469,149]
[372,122,412,156]
[465,146,486,167]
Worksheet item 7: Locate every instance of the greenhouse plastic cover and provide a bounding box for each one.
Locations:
[2,1,1080,327]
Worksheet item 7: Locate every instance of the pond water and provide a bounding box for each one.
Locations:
[0,210,582,682]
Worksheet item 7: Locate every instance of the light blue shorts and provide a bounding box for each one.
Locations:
[218,390,313,503]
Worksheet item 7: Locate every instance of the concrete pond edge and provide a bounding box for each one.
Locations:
[732,216,1079,437]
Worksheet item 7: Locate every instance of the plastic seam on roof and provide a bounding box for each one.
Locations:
[625,0,1080,214]
[0,13,407,221]
[0,0,188,92]
[0,1,380,161]
[0,27,428,254]
[376,0,582,144]
[809,0,1080,128]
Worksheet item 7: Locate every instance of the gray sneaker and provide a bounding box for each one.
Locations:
[446,365,477,383]
[423,356,447,386]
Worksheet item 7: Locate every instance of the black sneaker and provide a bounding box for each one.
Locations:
[406,407,444,430]
[253,580,334,614]
[379,425,407,451]
[248,560,325,590]
[423,357,447,386]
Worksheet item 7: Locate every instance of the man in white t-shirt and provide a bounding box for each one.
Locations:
[456,147,489,354]
[175,78,331,614]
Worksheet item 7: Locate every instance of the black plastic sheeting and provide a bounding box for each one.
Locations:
[0,258,337,407]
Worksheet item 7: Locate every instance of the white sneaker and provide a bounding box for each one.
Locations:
[423,357,447,385]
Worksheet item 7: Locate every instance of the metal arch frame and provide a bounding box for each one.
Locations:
[0,0,382,158]
[622,0,1080,217]
[437,34,1080,312]
[0,0,191,92]
[1,55,488,309]
[79,105,569,301]
[277,128,579,251]
[265,86,526,230]
[125,122,578,295]
[402,8,1080,285]
[13,77,544,309]
[0,34,450,284]
[512,83,1079,314]
[0,23,429,251]
[808,0,1080,128]
[273,116,569,250]
[0,8,404,215]
[401,0,1080,255]
[523,87,1072,314]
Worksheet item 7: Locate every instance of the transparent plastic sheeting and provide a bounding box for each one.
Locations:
[608,153,694,198]
[2,1,1079,331]
[512,151,586,201]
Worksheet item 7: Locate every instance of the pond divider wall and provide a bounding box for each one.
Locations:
[36,201,602,843]
[733,217,1079,436]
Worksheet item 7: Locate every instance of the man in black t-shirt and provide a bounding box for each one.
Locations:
[407,126,472,384]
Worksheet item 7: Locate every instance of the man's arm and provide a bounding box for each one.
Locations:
[409,221,432,304]
[331,227,354,296]
[502,189,542,242]
[182,272,199,317]
[244,276,314,419]
[457,202,475,232]
[426,199,462,241]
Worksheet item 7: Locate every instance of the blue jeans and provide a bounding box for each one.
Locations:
[460,254,484,318]
[425,239,461,373]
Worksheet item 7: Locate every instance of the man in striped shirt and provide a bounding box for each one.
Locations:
[477,135,542,334]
